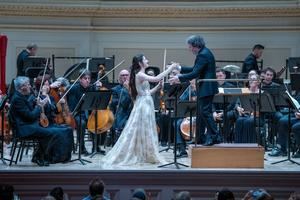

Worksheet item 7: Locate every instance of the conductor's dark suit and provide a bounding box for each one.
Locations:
[178,46,220,144]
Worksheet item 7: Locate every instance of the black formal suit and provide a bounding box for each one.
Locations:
[242,53,259,74]
[110,84,132,131]
[178,46,220,144]
[16,49,30,76]
[67,83,93,151]
[9,91,60,162]
[109,84,133,144]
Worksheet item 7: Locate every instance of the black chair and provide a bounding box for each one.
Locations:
[8,110,39,166]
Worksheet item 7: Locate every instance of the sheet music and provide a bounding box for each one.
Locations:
[285,90,300,112]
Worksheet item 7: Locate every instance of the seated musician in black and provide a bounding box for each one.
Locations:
[175,79,197,157]
[108,70,133,145]
[269,93,300,158]
[34,79,73,163]
[67,70,101,155]
[261,67,281,87]
[212,68,237,142]
[234,73,264,143]
[9,76,66,166]
[260,67,283,148]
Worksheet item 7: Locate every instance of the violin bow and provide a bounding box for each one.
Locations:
[37,58,49,100]
[57,59,90,103]
[93,59,125,85]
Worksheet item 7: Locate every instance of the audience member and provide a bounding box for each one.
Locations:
[131,188,147,200]
[174,191,191,200]
[41,196,56,200]
[0,184,16,200]
[242,188,273,200]
[289,192,300,200]
[82,178,110,200]
[49,187,69,200]
[215,188,235,200]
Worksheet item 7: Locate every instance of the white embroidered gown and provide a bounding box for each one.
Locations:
[102,74,165,167]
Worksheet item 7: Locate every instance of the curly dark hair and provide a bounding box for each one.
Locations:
[129,54,144,100]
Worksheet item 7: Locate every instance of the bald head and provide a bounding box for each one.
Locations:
[118,70,130,84]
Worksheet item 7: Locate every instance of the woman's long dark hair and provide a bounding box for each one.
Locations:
[129,54,144,100]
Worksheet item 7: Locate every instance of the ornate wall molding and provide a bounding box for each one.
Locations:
[0,3,300,18]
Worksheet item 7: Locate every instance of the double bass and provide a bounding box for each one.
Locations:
[86,60,125,134]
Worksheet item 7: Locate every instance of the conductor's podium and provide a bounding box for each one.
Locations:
[189,143,264,168]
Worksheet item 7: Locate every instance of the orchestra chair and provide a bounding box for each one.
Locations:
[8,110,39,166]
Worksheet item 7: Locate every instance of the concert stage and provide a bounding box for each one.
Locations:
[1,145,300,200]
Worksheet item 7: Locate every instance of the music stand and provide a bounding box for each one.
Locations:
[239,93,275,145]
[0,95,10,164]
[272,91,300,165]
[71,90,111,165]
[158,83,189,169]
[213,90,239,143]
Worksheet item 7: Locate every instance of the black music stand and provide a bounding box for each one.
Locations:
[159,83,175,153]
[213,90,239,143]
[88,91,112,158]
[272,91,300,165]
[158,83,189,169]
[239,93,275,146]
[71,90,111,165]
[0,95,10,164]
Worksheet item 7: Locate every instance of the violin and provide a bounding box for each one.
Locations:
[39,88,50,128]
[54,86,76,129]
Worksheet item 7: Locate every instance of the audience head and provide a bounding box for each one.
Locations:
[49,187,66,200]
[243,188,273,200]
[174,191,191,200]
[41,196,56,200]
[89,178,105,199]
[26,43,38,56]
[131,188,147,200]
[0,184,15,200]
[252,44,264,59]
[14,76,31,95]
[186,35,205,55]
[289,192,300,200]
[215,188,235,200]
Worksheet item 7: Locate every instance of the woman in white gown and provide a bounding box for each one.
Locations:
[102,54,176,167]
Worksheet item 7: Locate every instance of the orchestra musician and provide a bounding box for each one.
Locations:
[234,73,263,143]
[9,76,72,166]
[108,70,133,146]
[242,44,264,74]
[175,79,197,157]
[34,78,74,164]
[169,35,221,146]
[66,69,102,155]
[212,68,237,142]
[16,43,38,76]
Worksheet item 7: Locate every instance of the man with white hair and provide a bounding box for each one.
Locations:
[9,76,59,166]
[108,70,133,145]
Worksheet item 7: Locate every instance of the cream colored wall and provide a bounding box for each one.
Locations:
[2,30,298,83]
[1,0,300,83]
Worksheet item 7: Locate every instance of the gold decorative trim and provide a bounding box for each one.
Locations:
[1,24,300,32]
[0,4,300,18]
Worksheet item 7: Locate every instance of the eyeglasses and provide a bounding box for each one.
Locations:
[120,74,129,76]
